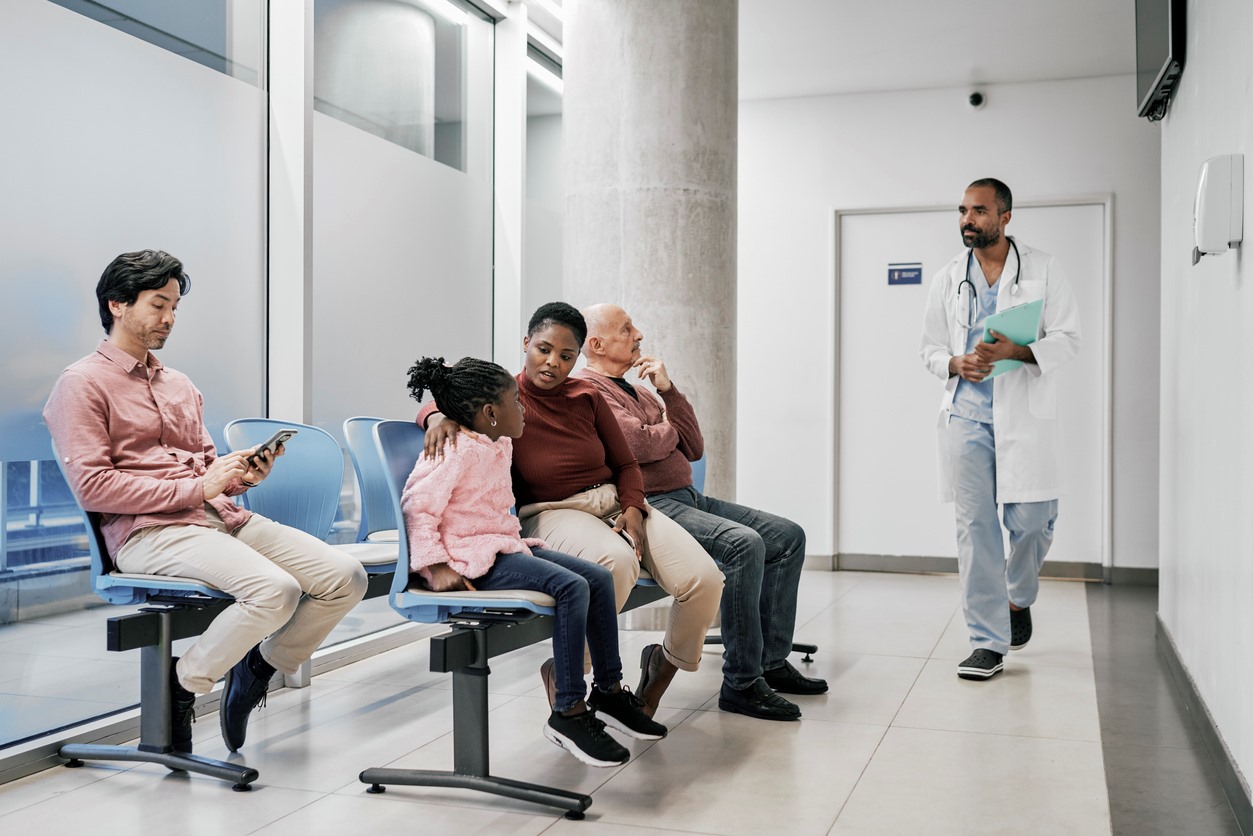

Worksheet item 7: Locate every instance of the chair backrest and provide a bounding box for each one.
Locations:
[372,420,424,600]
[52,445,229,604]
[223,418,344,539]
[343,416,397,541]
[690,453,707,493]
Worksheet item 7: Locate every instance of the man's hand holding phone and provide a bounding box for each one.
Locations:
[241,428,297,487]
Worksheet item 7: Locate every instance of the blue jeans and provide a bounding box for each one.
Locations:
[647,487,806,689]
[949,415,1058,655]
[471,547,622,712]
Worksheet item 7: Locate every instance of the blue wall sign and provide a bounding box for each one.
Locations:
[888,262,923,285]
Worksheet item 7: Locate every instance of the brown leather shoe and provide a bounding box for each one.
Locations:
[539,657,557,709]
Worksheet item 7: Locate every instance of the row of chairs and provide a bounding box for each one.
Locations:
[54,417,666,817]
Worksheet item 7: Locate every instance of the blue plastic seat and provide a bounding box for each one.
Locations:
[223,419,395,573]
[343,416,399,544]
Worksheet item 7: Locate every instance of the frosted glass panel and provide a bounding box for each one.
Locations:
[0,0,265,746]
[311,112,493,437]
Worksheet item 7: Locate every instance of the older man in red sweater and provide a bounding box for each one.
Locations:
[577,304,827,721]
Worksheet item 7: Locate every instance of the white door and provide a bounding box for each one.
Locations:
[836,203,1106,567]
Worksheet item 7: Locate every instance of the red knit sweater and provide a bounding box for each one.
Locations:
[416,371,646,512]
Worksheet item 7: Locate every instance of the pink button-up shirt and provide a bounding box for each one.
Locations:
[43,340,250,560]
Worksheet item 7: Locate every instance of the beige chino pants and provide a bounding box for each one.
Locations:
[116,506,368,693]
[519,484,723,671]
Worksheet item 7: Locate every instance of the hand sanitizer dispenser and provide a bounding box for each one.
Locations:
[1192,154,1244,265]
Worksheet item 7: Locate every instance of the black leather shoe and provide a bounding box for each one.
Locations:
[718,678,801,721]
[1010,606,1032,650]
[220,646,273,752]
[169,657,196,754]
[762,660,829,695]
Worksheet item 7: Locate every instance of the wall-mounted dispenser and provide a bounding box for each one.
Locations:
[1192,153,1244,265]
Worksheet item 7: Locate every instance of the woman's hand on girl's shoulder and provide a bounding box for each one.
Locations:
[423,414,478,460]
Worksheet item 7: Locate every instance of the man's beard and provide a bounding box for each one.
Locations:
[962,225,1001,250]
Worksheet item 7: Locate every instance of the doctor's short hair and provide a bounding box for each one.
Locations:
[96,249,191,333]
[967,178,1013,215]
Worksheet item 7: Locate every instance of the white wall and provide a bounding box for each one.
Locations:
[738,75,1161,569]
[524,114,565,337]
[1157,0,1253,787]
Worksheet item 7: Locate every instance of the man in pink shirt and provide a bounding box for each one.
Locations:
[43,250,367,755]
[578,304,827,721]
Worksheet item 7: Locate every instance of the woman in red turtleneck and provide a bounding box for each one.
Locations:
[418,303,722,717]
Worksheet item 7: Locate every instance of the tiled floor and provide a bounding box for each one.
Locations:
[0,571,1242,834]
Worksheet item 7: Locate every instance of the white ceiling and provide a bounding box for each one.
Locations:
[739,0,1137,100]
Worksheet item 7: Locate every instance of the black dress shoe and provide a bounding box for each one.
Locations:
[220,646,274,752]
[762,660,829,695]
[718,678,801,721]
[169,657,196,754]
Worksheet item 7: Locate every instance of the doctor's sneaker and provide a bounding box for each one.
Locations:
[1010,606,1033,650]
[544,709,630,767]
[957,649,1004,681]
[589,684,668,740]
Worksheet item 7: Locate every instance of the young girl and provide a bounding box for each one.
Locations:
[402,356,666,767]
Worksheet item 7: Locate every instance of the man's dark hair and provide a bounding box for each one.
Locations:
[527,301,587,348]
[96,250,191,333]
[406,356,514,428]
[968,178,1013,215]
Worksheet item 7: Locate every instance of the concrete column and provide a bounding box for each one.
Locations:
[563,0,738,499]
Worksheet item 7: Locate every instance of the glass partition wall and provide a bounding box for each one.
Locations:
[1,0,499,757]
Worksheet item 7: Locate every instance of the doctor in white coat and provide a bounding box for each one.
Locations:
[920,178,1081,681]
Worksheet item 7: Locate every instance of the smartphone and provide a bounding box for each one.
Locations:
[247,428,298,467]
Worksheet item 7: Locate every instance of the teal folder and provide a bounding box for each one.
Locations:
[981,298,1044,379]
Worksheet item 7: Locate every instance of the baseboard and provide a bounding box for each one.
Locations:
[831,553,1109,581]
[1156,617,1253,836]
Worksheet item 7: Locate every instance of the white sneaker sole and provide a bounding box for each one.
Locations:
[957,661,1004,680]
[542,723,628,767]
[596,710,666,740]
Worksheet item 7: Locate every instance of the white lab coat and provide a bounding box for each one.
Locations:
[919,238,1081,504]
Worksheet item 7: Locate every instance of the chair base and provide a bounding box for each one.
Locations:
[61,744,258,791]
[359,768,590,818]
[703,634,819,664]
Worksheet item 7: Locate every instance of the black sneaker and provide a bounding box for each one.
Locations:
[762,660,829,695]
[588,686,668,740]
[957,649,1004,680]
[1010,606,1033,651]
[169,657,196,754]
[718,678,801,721]
[543,709,630,767]
[220,645,273,752]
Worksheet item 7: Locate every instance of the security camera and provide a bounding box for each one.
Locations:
[969,91,986,110]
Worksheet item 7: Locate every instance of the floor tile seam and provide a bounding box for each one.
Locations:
[886,721,1104,746]
[826,718,893,832]
[0,762,143,821]
[242,789,334,836]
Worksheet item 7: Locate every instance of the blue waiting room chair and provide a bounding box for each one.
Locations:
[358,420,667,818]
[343,416,399,544]
[51,445,258,790]
[223,418,397,575]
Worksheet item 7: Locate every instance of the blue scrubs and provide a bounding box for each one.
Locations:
[949,256,1058,655]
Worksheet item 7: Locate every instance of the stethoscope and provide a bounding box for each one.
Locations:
[956,236,1022,330]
